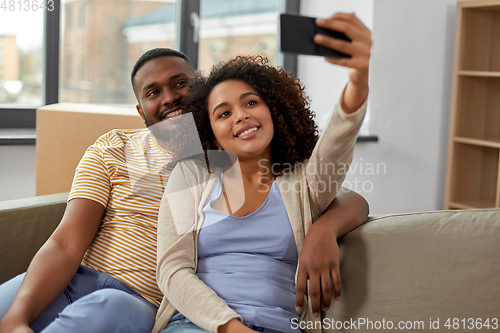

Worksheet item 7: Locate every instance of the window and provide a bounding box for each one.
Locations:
[0,10,43,109]
[1,0,299,131]
[198,0,282,72]
[64,57,72,83]
[60,0,178,104]
[66,4,72,30]
[79,2,85,27]
[80,58,85,82]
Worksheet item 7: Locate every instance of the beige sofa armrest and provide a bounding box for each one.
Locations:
[0,193,68,284]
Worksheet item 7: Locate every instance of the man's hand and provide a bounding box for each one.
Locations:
[314,12,372,113]
[295,189,369,318]
[295,218,341,318]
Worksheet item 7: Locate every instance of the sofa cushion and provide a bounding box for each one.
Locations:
[324,209,500,332]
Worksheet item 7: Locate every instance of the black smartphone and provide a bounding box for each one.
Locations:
[279,13,351,58]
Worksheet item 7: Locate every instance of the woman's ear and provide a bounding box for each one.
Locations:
[213,139,223,152]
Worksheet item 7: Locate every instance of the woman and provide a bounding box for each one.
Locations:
[154,13,371,333]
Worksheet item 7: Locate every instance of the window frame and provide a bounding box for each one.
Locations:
[0,0,59,135]
[0,0,298,137]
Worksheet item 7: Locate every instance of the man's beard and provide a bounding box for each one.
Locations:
[146,113,203,161]
[146,118,176,143]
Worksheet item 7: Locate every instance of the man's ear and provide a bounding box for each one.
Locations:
[136,104,145,122]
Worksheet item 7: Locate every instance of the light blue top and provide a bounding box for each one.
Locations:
[196,170,301,333]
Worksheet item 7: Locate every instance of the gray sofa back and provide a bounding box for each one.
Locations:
[324,209,500,332]
[0,193,68,284]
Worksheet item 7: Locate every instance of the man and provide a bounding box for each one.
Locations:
[0,42,368,333]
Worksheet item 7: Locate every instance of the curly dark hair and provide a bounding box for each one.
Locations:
[183,55,318,175]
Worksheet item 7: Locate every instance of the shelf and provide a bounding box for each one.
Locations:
[449,199,496,210]
[454,136,500,148]
[455,76,500,140]
[458,70,500,77]
[449,143,498,208]
[445,1,500,210]
[459,1,500,10]
[460,7,500,72]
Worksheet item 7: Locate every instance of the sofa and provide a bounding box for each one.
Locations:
[1,193,499,332]
[0,192,68,284]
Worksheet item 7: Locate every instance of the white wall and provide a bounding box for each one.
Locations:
[299,0,459,214]
[0,146,36,201]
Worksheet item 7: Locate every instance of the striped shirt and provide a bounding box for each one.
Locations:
[69,128,173,307]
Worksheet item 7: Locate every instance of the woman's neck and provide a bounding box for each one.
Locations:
[219,154,275,217]
[225,152,274,185]
[241,159,274,185]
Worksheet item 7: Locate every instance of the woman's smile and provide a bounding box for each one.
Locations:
[235,125,260,139]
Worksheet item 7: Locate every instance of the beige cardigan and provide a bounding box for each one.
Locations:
[153,99,367,333]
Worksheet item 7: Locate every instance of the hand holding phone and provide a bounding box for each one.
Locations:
[279,14,351,58]
[281,12,372,114]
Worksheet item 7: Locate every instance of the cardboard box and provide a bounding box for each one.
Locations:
[36,103,144,195]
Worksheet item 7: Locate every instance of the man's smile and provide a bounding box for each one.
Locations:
[160,107,183,121]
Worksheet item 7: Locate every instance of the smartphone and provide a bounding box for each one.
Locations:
[279,14,351,58]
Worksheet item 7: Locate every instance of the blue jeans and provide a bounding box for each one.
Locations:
[0,265,158,333]
[161,313,286,333]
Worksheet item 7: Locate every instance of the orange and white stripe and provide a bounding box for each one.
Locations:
[69,128,172,307]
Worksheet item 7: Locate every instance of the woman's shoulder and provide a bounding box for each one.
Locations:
[170,157,218,187]
[276,162,307,190]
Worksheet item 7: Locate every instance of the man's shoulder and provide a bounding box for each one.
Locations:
[92,128,151,147]
[86,128,171,169]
